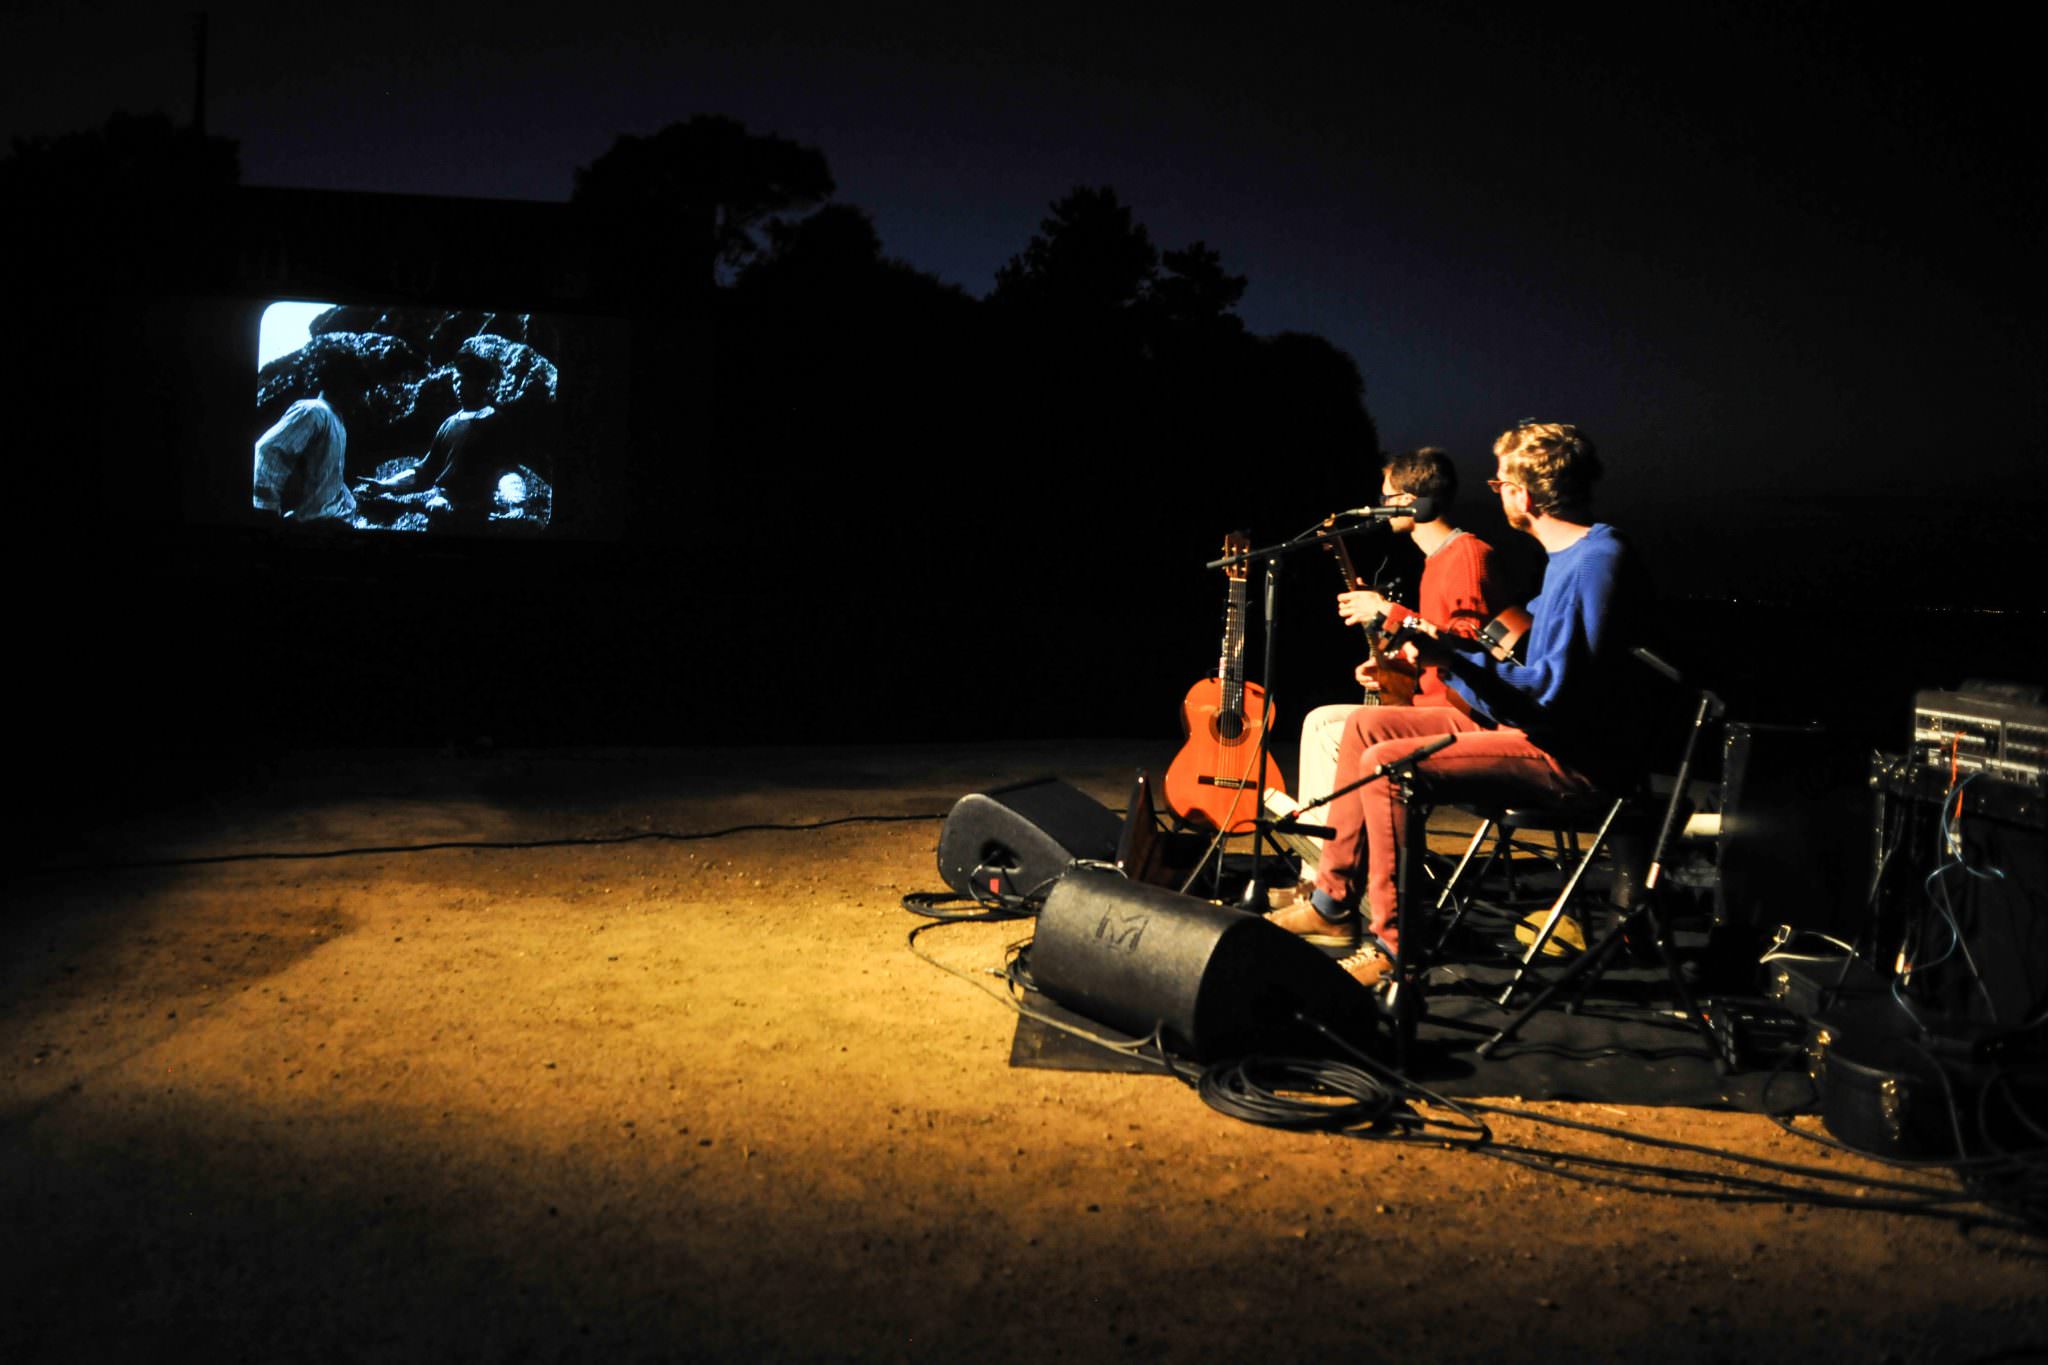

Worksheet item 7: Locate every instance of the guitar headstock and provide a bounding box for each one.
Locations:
[1316,519,1366,590]
[1220,530,1252,582]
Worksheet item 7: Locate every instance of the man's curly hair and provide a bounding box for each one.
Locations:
[1494,421,1601,518]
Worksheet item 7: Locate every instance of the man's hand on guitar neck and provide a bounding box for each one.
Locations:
[1340,589,1435,657]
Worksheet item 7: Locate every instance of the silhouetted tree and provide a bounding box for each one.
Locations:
[572,115,834,295]
[1149,242,1248,335]
[5,109,239,294]
[991,187,1255,369]
[737,202,973,309]
[741,203,884,286]
[1246,330,1378,456]
[992,186,1159,313]
[1,109,238,197]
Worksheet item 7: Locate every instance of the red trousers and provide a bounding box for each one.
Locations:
[1309,706,1592,951]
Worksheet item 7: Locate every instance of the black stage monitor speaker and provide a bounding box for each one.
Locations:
[1030,867,1380,1062]
[936,778,1123,902]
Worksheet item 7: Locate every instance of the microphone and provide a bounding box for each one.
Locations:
[1337,495,1436,522]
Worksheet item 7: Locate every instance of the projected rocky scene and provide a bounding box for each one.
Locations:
[254,305,564,532]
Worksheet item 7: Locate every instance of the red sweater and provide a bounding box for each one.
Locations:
[1378,530,1504,707]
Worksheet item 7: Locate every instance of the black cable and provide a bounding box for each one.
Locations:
[900,890,1005,921]
[25,812,950,876]
[1196,1055,1408,1132]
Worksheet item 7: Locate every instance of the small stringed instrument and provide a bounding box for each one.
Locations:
[1385,604,1535,663]
[1164,532,1288,833]
[1315,517,1416,706]
[1479,606,1533,663]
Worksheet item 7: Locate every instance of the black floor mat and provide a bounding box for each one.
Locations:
[1011,956,1816,1113]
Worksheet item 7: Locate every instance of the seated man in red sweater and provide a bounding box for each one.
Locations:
[1276,421,1649,989]
[1270,445,1507,944]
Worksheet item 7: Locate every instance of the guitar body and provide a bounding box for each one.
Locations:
[1165,531,1288,834]
[1165,678,1287,833]
[1360,657,1419,707]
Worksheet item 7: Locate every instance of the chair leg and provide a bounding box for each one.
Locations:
[1499,822,1520,899]
[1430,817,1496,952]
[1494,798,1624,1007]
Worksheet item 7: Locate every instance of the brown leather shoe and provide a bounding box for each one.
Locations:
[1265,879,1316,910]
[1337,946,1393,989]
[1263,899,1361,950]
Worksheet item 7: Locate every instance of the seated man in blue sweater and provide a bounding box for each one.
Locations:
[1288,421,1650,988]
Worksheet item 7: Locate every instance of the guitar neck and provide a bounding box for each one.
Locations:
[1319,522,1396,646]
[1218,576,1248,715]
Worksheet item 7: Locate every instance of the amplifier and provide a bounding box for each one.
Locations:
[1911,688,2048,794]
[1874,753,2046,831]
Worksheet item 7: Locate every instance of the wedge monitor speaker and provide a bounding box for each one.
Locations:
[936,778,1123,903]
[1030,867,1380,1062]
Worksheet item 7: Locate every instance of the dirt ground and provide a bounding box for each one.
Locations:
[4,742,2043,1363]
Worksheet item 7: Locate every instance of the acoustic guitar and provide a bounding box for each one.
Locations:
[1164,532,1288,833]
[1315,517,1416,706]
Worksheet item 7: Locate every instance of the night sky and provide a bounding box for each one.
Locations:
[8,2,2040,603]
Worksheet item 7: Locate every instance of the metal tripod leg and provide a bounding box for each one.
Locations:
[1493,797,1624,1007]
[1476,894,1735,1071]
[1428,816,1495,953]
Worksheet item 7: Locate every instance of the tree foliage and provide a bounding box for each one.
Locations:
[0,110,239,198]
[993,186,1160,312]
[572,115,834,291]
[991,185,1253,363]
[1152,242,1248,335]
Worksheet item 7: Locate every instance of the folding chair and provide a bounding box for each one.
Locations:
[1429,792,1628,956]
[1474,652,1739,1070]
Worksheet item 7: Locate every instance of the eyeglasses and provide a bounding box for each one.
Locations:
[1486,478,1522,494]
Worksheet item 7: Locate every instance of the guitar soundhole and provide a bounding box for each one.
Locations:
[1216,711,1244,742]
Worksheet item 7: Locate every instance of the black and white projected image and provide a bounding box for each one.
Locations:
[254,303,563,533]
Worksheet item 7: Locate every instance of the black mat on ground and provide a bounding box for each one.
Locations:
[1010,958,1816,1113]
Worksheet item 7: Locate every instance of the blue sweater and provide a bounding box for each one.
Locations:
[1443,523,1649,789]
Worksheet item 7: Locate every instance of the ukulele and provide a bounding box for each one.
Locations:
[1315,517,1417,706]
[1383,604,1536,664]
[1479,606,1533,663]
[1164,532,1288,833]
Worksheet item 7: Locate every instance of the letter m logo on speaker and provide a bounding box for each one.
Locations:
[1093,912,1149,952]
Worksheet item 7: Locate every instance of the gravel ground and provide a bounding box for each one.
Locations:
[4,742,2042,1363]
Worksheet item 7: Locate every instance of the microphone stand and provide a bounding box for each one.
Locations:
[1242,556,1285,908]
[1297,732,1459,1072]
[1205,519,1387,908]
